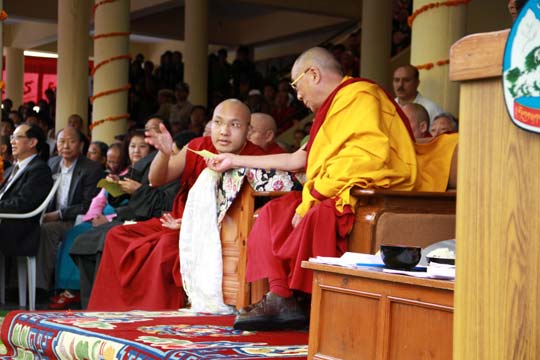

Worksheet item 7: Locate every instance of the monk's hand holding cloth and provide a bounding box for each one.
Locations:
[206,153,236,173]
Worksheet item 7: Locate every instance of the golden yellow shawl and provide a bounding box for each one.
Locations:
[296,78,418,217]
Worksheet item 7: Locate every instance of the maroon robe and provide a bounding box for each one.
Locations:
[88,137,264,310]
[246,77,413,294]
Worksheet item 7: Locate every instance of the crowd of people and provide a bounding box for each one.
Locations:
[0,22,462,332]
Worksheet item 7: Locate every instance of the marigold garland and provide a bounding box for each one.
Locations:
[89,113,130,131]
[91,54,132,76]
[90,84,131,103]
[0,10,8,21]
[93,0,118,15]
[408,0,471,27]
[416,58,450,70]
[0,80,5,90]
[92,32,131,40]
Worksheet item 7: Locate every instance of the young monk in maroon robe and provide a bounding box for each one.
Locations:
[207,47,453,331]
[88,99,265,311]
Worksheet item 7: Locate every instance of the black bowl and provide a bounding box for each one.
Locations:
[380,245,422,270]
[427,257,455,265]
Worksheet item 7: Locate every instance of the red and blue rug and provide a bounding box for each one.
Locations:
[0,309,308,359]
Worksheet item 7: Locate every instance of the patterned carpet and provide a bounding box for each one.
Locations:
[0,309,308,359]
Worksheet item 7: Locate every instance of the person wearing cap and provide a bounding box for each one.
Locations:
[246,89,271,114]
[169,82,193,133]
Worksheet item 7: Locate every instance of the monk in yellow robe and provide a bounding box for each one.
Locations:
[208,47,449,331]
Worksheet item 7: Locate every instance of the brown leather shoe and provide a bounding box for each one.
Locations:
[233,292,308,331]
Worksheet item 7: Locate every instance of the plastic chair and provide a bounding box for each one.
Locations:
[0,174,61,310]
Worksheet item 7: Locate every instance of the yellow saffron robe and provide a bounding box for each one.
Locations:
[296,78,418,217]
[414,133,459,192]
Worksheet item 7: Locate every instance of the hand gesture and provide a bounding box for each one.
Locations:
[206,153,236,173]
[291,213,302,228]
[118,178,142,194]
[92,214,109,227]
[145,122,173,156]
[160,212,182,230]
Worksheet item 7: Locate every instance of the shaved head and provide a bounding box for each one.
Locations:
[248,113,277,150]
[291,47,344,112]
[402,103,429,139]
[211,98,251,153]
[293,47,343,77]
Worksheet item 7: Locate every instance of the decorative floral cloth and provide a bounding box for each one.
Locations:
[180,168,301,314]
[0,310,308,359]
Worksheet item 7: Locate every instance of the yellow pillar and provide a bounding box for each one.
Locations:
[184,0,208,106]
[56,0,91,133]
[360,0,392,91]
[410,0,467,116]
[5,47,23,108]
[92,0,130,143]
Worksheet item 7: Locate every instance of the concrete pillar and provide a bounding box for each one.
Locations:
[5,47,24,108]
[56,0,91,133]
[360,0,392,92]
[410,0,467,116]
[184,0,208,106]
[92,0,130,143]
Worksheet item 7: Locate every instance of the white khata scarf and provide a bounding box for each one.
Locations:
[179,167,300,314]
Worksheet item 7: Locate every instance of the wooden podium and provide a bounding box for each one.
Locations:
[450,30,540,359]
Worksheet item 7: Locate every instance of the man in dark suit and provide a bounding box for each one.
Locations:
[0,123,53,256]
[37,126,103,291]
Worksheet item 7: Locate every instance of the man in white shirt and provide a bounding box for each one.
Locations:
[0,123,53,256]
[393,65,444,124]
[37,127,103,291]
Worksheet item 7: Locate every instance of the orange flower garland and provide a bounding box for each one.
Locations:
[89,113,130,131]
[408,0,471,27]
[0,10,8,21]
[93,0,118,15]
[415,59,450,71]
[92,32,131,40]
[0,80,5,90]
[90,84,131,104]
[91,54,132,76]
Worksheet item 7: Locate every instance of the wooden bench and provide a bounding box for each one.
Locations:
[221,184,456,309]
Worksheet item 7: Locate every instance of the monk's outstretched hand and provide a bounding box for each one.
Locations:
[145,122,173,156]
[206,153,235,172]
[160,212,181,230]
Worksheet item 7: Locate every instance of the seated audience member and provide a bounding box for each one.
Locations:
[105,143,123,175]
[0,135,13,170]
[67,114,90,154]
[248,113,285,154]
[69,117,181,309]
[87,99,266,311]
[430,112,458,137]
[9,111,23,126]
[169,82,193,132]
[0,124,53,257]
[37,127,104,292]
[203,120,212,137]
[393,64,444,123]
[188,105,208,136]
[291,129,308,152]
[87,141,109,168]
[272,90,297,134]
[208,47,455,331]
[0,120,15,137]
[402,103,431,140]
[50,131,151,309]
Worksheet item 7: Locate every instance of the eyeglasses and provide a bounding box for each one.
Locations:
[290,68,311,91]
[10,135,28,141]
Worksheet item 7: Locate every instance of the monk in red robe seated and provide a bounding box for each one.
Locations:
[208,46,426,330]
[87,99,265,311]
